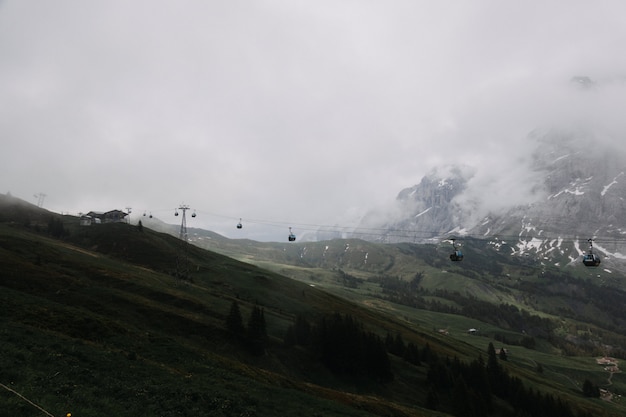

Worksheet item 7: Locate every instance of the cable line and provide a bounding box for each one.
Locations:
[136,204,626,267]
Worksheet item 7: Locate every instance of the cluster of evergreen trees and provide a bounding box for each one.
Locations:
[225,304,394,381]
[225,302,599,416]
[48,216,68,238]
[423,342,593,417]
[225,301,267,355]
[284,313,393,382]
[385,334,591,417]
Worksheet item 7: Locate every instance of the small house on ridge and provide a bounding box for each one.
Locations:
[80,210,128,226]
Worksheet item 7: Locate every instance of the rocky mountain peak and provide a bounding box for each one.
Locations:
[355,127,626,270]
[396,165,474,206]
[352,165,475,243]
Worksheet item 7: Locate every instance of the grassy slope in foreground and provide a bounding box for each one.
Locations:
[0,199,623,417]
[1,221,451,417]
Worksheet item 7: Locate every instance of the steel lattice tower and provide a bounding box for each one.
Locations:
[33,193,46,208]
[177,204,190,241]
[174,204,195,281]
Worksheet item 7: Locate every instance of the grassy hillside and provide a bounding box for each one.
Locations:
[191,231,626,352]
[1,194,624,416]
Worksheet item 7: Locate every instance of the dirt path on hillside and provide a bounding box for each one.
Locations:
[56,241,100,258]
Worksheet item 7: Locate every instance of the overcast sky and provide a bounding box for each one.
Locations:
[2,1,626,241]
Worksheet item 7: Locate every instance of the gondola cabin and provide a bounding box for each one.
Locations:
[582,253,601,267]
[450,250,464,262]
[288,227,296,242]
[237,218,243,229]
[448,238,463,261]
[583,238,601,267]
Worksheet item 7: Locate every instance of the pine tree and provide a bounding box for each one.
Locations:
[246,306,267,355]
[226,301,245,337]
[499,347,508,361]
[451,376,473,417]
[293,314,311,346]
[487,342,507,397]
[536,363,544,374]
[48,217,67,238]
[468,355,492,413]
[403,342,421,366]
[582,379,600,397]
[487,342,499,371]
[393,333,406,357]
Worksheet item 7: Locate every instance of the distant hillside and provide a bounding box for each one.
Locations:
[1,192,625,417]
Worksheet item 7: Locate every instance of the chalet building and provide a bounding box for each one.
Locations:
[596,357,617,366]
[80,210,128,226]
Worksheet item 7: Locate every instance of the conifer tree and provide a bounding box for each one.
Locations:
[246,306,267,355]
[487,342,499,371]
[582,379,600,397]
[48,217,67,238]
[451,376,472,417]
[226,300,245,337]
[393,333,405,357]
[487,342,507,397]
[293,314,311,346]
[499,347,508,361]
[403,342,421,366]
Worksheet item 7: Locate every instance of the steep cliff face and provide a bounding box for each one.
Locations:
[530,128,626,225]
[353,165,475,243]
[356,127,626,268]
[462,129,622,266]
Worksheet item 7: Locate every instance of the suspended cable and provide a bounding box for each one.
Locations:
[137,205,626,250]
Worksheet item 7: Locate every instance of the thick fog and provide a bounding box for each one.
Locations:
[2,1,626,241]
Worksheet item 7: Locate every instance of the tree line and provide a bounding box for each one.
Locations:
[224,301,599,416]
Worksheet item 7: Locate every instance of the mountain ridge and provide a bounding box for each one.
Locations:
[350,127,626,273]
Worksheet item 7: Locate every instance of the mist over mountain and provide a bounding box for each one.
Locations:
[349,78,626,269]
[353,164,476,242]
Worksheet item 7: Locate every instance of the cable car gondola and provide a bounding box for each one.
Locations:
[449,238,463,261]
[288,227,296,242]
[237,218,243,229]
[582,238,601,267]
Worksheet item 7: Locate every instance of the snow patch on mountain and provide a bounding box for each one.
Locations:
[549,177,592,199]
[601,172,624,196]
[414,207,432,218]
[593,243,626,260]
